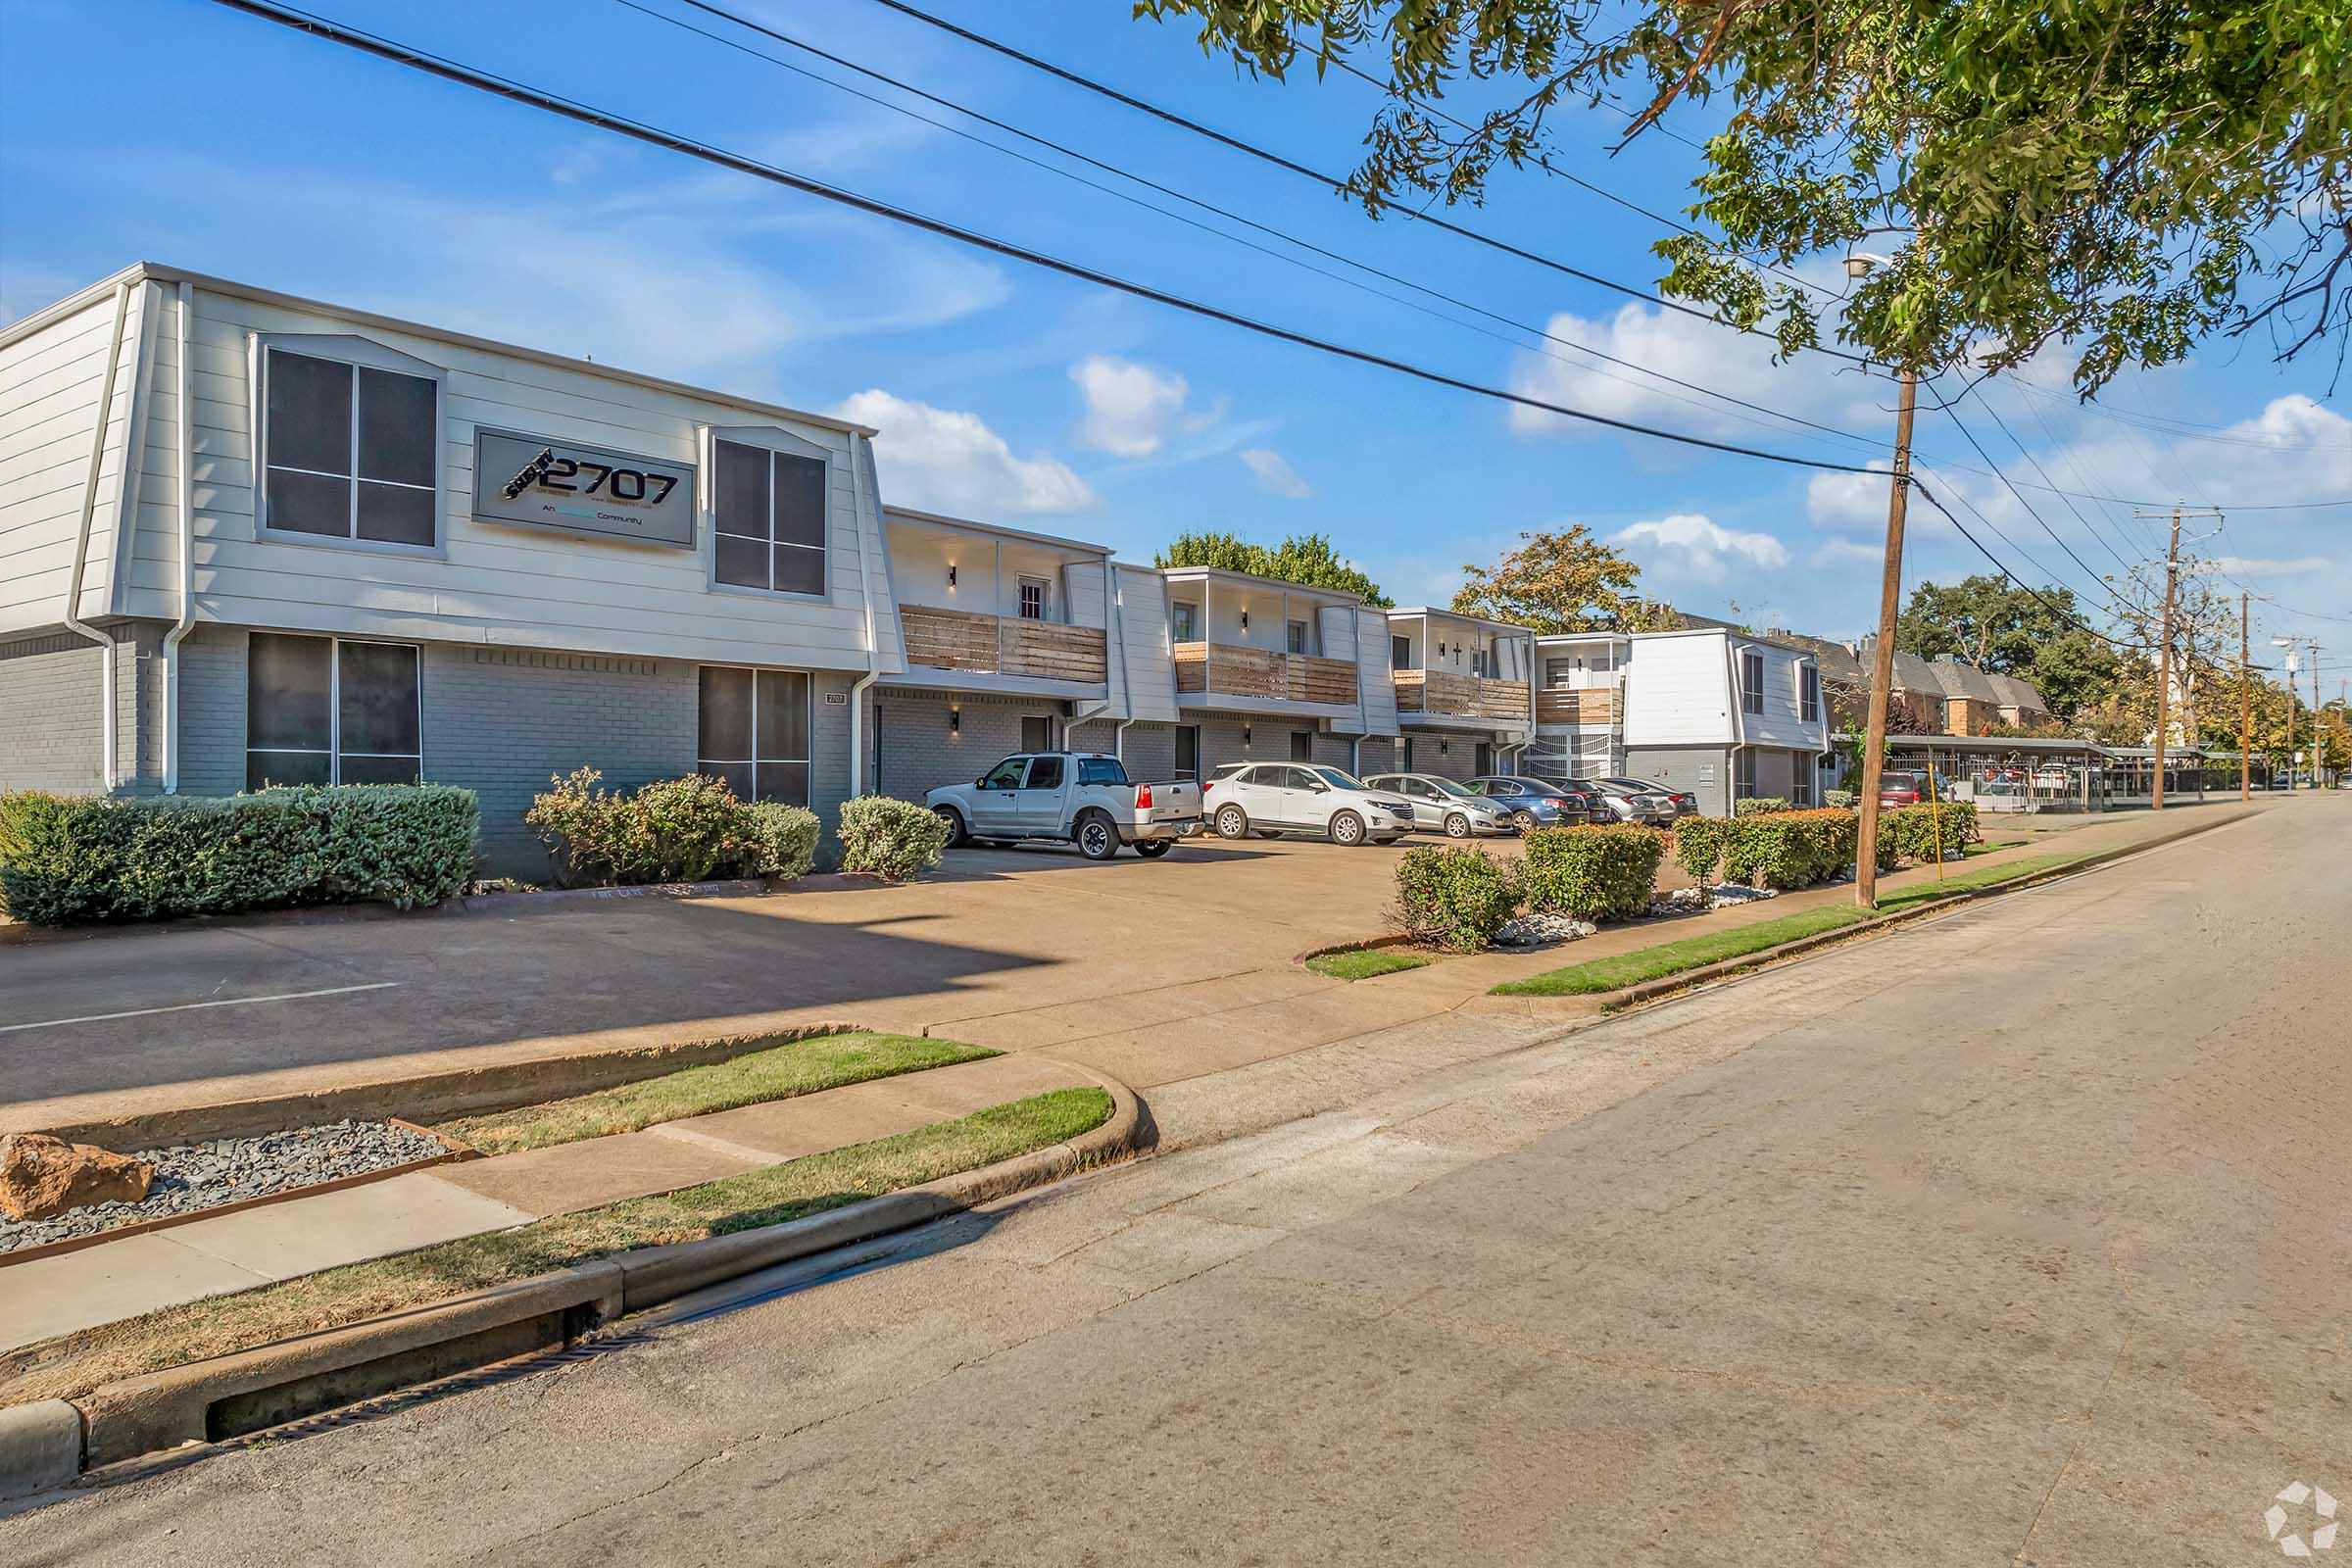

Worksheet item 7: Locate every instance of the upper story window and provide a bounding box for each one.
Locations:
[1172,601,1200,642]
[710,429,829,597]
[1019,576,1050,620]
[1287,620,1309,655]
[257,337,442,550]
[1800,664,1822,722]
[1740,650,1766,714]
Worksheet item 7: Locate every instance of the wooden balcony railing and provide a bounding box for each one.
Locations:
[901,605,1108,684]
[1535,686,1620,725]
[1393,669,1532,722]
[1171,641,1357,705]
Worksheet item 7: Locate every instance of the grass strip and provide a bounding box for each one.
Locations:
[1492,850,2102,997]
[439,1031,998,1154]
[0,1087,1110,1410]
[1305,949,1432,981]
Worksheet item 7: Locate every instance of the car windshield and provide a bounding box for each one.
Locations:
[1310,767,1366,791]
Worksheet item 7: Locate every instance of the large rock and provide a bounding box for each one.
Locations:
[0,1133,152,1222]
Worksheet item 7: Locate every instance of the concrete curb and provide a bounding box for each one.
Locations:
[1597,807,2253,1009]
[0,1400,82,1504]
[42,1064,1144,1495]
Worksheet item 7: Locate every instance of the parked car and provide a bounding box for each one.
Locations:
[1571,778,1675,824]
[927,753,1202,860]
[1359,773,1515,838]
[1877,770,1927,808]
[1598,776,1698,818]
[1202,763,1413,847]
[1462,775,1598,830]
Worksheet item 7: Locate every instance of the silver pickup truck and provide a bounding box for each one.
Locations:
[925,753,1204,860]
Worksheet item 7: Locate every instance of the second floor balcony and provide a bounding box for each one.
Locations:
[1394,669,1531,724]
[1172,641,1356,706]
[901,603,1108,685]
[1536,677,1622,726]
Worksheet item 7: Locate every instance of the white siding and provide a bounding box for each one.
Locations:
[1350,606,1398,738]
[1621,630,1735,746]
[1111,565,1178,724]
[110,282,887,670]
[1733,637,1825,751]
[0,284,148,635]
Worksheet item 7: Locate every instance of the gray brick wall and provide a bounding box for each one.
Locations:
[178,624,251,798]
[1398,731,1486,782]
[868,690,1075,804]
[0,623,157,796]
[1625,744,1733,815]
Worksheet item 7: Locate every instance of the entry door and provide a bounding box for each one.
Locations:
[1475,742,1494,775]
[1020,714,1055,752]
[972,756,1028,833]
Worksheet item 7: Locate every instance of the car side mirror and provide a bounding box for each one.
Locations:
[977,777,991,788]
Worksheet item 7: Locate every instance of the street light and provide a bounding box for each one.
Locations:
[2274,638,2299,790]
[1844,250,1918,908]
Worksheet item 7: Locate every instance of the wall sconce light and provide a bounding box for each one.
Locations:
[946,564,957,588]
[950,705,962,736]
[1243,724,1253,747]
[1440,740,1450,754]
[1240,609,1250,631]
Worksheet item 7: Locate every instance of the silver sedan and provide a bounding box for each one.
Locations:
[1359,773,1517,838]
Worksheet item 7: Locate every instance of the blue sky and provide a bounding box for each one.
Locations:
[5,0,2345,667]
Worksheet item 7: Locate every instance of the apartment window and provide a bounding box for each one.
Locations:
[712,434,827,596]
[246,632,420,789]
[1172,601,1200,642]
[1740,650,1766,715]
[1544,659,1575,687]
[1791,762,1814,807]
[1290,730,1313,763]
[1392,635,1412,671]
[1174,725,1200,780]
[1734,747,1758,800]
[1021,714,1055,752]
[259,343,440,548]
[1799,663,1822,723]
[1018,576,1050,621]
[1288,620,1309,655]
[697,666,810,805]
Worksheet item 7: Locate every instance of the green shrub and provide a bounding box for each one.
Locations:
[0,785,476,926]
[1518,823,1669,921]
[1733,796,1791,816]
[1722,807,1860,889]
[1672,814,1732,891]
[1824,788,1857,808]
[1882,801,1979,864]
[838,795,950,881]
[524,769,818,886]
[1391,844,1519,953]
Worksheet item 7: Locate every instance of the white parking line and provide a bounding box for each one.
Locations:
[0,981,401,1035]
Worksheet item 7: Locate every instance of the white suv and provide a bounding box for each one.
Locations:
[1202,763,1414,847]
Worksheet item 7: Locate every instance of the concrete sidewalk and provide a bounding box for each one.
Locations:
[0,1054,1087,1353]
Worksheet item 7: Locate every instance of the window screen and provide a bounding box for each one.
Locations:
[713,439,828,595]
[697,666,810,805]
[246,633,419,788]
[264,350,437,546]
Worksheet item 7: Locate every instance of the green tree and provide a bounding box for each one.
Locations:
[1154,529,1392,605]
[1893,575,2121,718]
[1138,0,2349,389]
[1450,525,1669,632]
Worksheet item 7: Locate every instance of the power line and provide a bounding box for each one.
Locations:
[1967,395,2146,578]
[1902,475,2160,657]
[2004,375,2350,450]
[203,0,1892,477]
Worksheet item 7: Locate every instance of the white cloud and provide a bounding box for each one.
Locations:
[835,390,1097,516]
[2202,555,2331,576]
[1806,462,1898,534]
[1239,447,1313,498]
[1610,514,1790,580]
[1070,356,1190,457]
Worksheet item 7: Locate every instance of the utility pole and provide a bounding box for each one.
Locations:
[2311,638,2326,788]
[1854,367,1917,907]
[2132,506,2222,809]
[2238,593,2251,802]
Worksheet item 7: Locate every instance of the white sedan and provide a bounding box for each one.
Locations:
[1201,763,1415,847]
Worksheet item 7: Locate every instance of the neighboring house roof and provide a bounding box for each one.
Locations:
[1769,630,1866,687]
[1987,671,2049,713]
[1930,657,2004,705]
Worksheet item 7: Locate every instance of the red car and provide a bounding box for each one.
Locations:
[1878,770,1927,808]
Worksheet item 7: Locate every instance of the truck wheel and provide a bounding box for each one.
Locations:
[1134,840,1174,858]
[1214,805,1250,839]
[1075,811,1120,860]
[1444,812,1472,839]
[1328,810,1367,847]
[933,806,968,848]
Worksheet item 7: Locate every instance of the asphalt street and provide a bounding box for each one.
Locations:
[9,798,2346,1565]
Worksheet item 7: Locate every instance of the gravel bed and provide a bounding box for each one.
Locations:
[0,1119,449,1254]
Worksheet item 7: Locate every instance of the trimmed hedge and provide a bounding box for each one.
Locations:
[1884,800,1979,863]
[1518,823,1670,921]
[1672,814,1733,891]
[1824,788,1857,808]
[525,769,818,887]
[0,785,477,926]
[1721,807,1859,890]
[1392,844,1519,952]
[1733,796,1791,816]
[838,795,950,881]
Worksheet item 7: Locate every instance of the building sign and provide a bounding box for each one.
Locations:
[471,428,696,549]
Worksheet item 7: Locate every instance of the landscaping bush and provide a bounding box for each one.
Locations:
[838,795,950,881]
[1721,807,1860,890]
[1824,788,1857,808]
[524,769,818,887]
[1672,814,1733,892]
[1733,796,1791,816]
[1391,844,1519,953]
[1883,800,1979,864]
[0,784,476,926]
[1518,823,1669,921]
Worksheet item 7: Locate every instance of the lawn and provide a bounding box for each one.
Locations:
[1491,850,2100,998]
[438,1031,997,1154]
[1306,949,1432,981]
[0,1087,1111,1409]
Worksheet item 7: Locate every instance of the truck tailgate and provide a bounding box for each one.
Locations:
[1135,781,1201,821]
